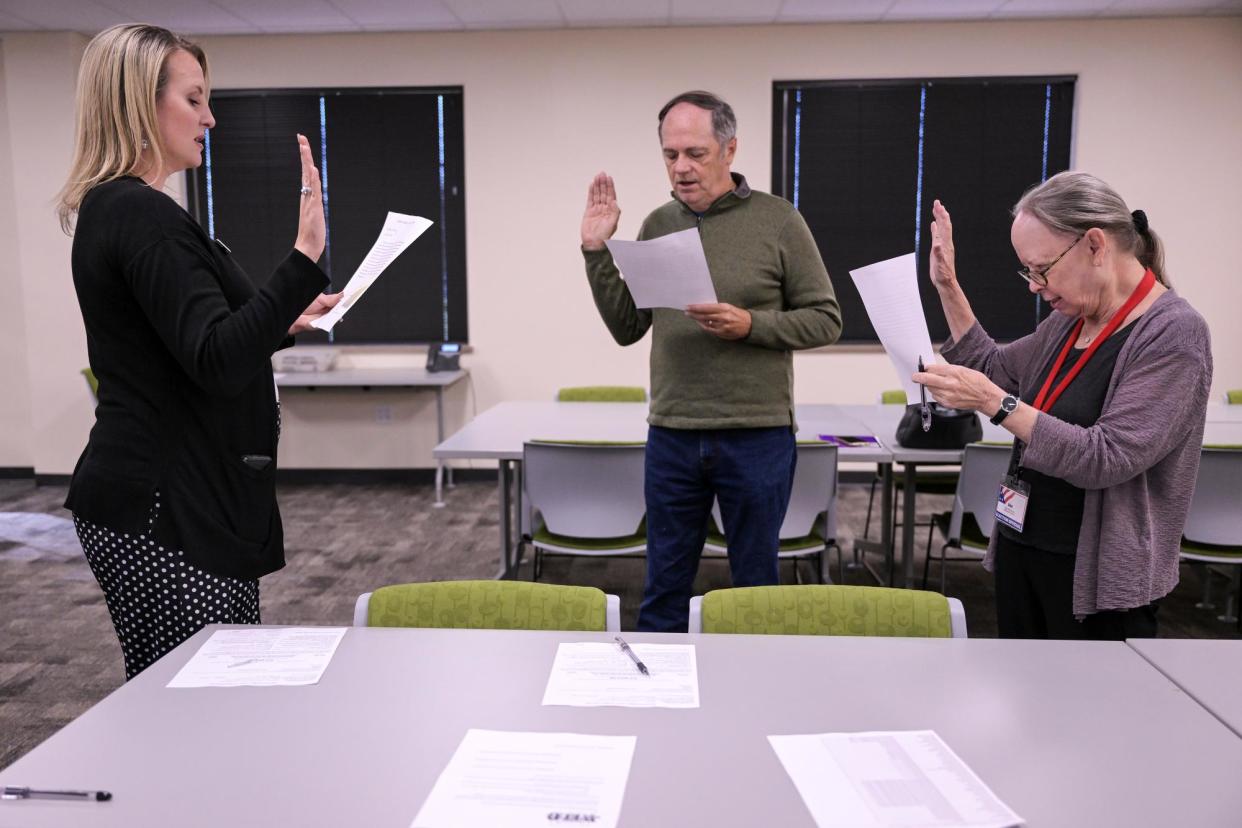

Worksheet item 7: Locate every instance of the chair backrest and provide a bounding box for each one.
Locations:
[880,389,908,405]
[1225,389,1242,405]
[556,386,647,403]
[691,585,962,638]
[949,443,1013,540]
[711,443,838,541]
[355,580,617,631]
[1182,449,1242,546]
[523,441,646,538]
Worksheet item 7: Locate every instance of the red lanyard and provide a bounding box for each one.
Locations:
[1031,268,1156,413]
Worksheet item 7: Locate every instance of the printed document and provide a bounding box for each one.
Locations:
[769,730,1023,827]
[166,627,346,688]
[542,642,699,708]
[849,253,937,402]
[605,228,717,309]
[311,212,434,332]
[411,729,636,828]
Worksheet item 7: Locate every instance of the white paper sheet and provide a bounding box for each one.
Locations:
[310,212,434,332]
[769,730,1023,828]
[541,642,699,708]
[411,729,636,828]
[166,627,346,688]
[848,253,937,403]
[605,228,718,309]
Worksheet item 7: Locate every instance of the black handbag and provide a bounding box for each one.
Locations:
[895,403,982,449]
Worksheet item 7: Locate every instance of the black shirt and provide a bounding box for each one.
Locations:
[997,320,1137,555]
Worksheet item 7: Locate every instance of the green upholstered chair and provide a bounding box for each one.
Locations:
[703,443,841,584]
[556,386,647,403]
[688,585,966,638]
[1225,390,1242,405]
[523,440,647,580]
[81,367,99,402]
[923,442,1012,592]
[1179,447,1242,625]
[354,580,620,631]
[879,389,907,405]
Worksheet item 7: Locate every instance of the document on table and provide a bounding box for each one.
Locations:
[605,227,717,309]
[166,627,347,688]
[769,730,1023,827]
[542,642,699,708]
[310,212,434,332]
[849,253,937,403]
[411,729,636,828]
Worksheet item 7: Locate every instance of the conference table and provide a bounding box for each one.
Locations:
[277,367,469,506]
[433,401,1010,583]
[1128,638,1242,739]
[4,625,1242,827]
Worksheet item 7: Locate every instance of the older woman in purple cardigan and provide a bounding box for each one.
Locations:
[915,171,1212,640]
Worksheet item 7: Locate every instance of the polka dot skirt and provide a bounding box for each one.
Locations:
[74,490,260,680]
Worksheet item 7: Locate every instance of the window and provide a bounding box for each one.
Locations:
[189,87,466,345]
[772,77,1074,343]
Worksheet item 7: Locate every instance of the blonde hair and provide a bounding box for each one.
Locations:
[56,23,208,233]
[1013,171,1167,286]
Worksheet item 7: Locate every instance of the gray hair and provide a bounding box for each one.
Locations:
[1013,171,1167,286]
[657,90,737,147]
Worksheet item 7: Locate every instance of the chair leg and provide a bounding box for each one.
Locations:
[863,477,877,540]
[1195,563,1215,610]
[922,521,935,590]
[1218,569,1240,624]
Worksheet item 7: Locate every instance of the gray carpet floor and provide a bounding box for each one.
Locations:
[2,475,1238,770]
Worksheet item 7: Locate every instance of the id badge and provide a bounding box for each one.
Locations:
[995,475,1030,532]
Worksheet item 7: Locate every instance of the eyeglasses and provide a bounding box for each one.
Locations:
[1017,234,1083,287]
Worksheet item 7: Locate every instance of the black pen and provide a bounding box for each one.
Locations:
[917,356,932,432]
[614,636,650,676]
[2,786,112,802]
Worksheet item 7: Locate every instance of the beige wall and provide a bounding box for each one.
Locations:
[1,18,1239,473]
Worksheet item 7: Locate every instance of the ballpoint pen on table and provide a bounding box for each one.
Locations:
[917,356,932,432]
[614,636,650,676]
[2,786,112,802]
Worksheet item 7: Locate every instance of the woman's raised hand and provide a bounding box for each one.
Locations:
[294,134,325,262]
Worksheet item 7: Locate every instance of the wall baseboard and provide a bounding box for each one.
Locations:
[276,468,497,485]
[0,467,35,480]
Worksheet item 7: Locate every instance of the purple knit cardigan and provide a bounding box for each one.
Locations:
[941,291,1212,616]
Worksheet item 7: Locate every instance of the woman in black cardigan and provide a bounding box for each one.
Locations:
[56,24,338,679]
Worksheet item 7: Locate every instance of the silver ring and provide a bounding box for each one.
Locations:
[299,185,312,196]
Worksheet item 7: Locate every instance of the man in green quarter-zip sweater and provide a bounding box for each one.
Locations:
[580,90,842,632]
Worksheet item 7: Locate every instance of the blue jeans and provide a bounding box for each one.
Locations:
[638,425,796,632]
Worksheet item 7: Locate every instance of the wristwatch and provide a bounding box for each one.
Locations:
[990,394,1019,425]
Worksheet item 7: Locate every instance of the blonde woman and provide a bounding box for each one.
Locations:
[916,172,1211,639]
[58,24,338,678]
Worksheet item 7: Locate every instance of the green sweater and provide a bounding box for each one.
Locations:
[583,174,841,429]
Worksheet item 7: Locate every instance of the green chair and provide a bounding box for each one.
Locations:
[703,443,841,584]
[354,580,620,631]
[688,585,966,638]
[556,386,647,403]
[81,367,99,402]
[923,443,1012,592]
[523,440,647,580]
[1226,390,1242,405]
[1179,447,1242,626]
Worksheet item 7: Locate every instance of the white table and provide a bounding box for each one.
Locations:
[433,402,893,578]
[277,367,468,505]
[4,626,1242,826]
[1128,638,1242,739]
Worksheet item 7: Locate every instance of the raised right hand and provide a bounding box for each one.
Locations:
[581,172,621,251]
[929,199,958,292]
[294,134,326,262]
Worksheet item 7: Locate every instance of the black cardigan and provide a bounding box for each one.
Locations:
[65,177,328,579]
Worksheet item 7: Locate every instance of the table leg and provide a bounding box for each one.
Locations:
[902,463,918,588]
[433,388,448,508]
[852,462,895,586]
[496,460,515,579]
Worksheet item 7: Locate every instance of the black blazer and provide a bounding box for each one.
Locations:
[65,177,328,579]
